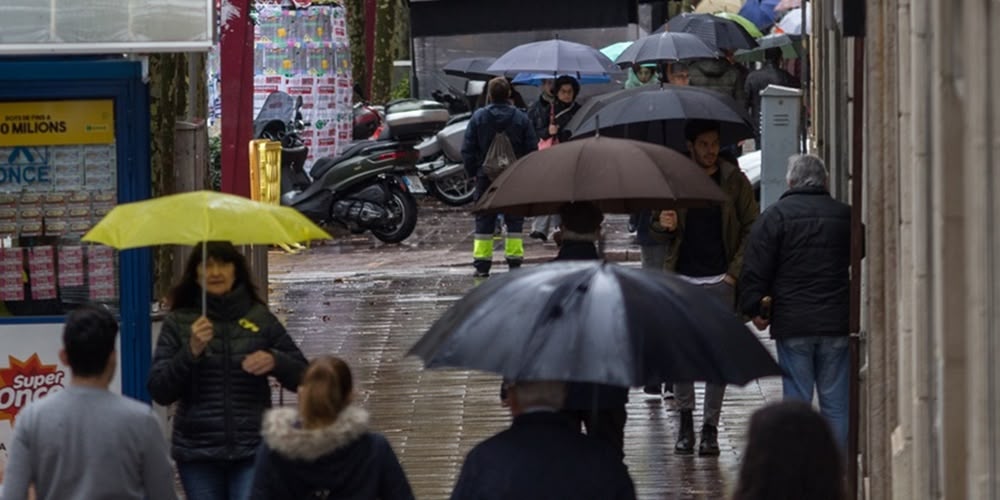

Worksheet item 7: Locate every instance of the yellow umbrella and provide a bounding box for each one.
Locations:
[83,190,332,312]
[83,190,331,249]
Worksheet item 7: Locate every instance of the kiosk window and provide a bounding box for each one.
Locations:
[0,100,118,316]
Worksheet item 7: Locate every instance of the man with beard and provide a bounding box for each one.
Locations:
[651,119,759,456]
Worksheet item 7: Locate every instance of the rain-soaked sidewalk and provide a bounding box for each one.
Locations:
[266,200,782,499]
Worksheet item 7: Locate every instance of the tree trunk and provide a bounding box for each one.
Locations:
[148,53,187,301]
[344,0,367,101]
[393,0,410,60]
[370,0,396,104]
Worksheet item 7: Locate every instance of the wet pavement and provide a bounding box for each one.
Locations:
[266,198,782,499]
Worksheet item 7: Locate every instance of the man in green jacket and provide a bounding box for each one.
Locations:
[651,119,759,456]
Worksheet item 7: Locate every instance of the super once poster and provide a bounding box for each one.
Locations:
[0,323,121,474]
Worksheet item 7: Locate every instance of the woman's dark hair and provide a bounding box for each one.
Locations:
[732,401,845,500]
[300,356,354,429]
[167,241,264,310]
[553,75,580,100]
[63,304,118,377]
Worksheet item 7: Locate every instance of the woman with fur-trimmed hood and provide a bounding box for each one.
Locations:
[250,356,414,500]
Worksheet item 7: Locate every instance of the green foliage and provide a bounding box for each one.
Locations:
[208,135,222,191]
[391,76,410,100]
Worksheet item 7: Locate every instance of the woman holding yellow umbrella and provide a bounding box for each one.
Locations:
[83,191,326,500]
[147,241,307,500]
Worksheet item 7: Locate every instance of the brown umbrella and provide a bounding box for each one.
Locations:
[473,136,727,216]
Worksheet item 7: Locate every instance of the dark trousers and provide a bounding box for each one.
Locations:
[561,407,628,459]
[473,174,524,235]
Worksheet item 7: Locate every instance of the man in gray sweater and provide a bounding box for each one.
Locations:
[2,304,177,500]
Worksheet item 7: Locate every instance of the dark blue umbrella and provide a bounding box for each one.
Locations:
[409,261,782,387]
[666,13,758,51]
[739,0,783,29]
[565,84,754,151]
[486,39,622,78]
[442,57,499,80]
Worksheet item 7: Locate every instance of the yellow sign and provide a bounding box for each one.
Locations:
[0,100,115,147]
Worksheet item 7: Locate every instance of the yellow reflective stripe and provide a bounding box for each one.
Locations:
[473,238,494,260]
[505,238,524,258]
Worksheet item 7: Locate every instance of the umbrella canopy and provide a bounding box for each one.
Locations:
[409,261,783,387]
[739,0,782,29]
[776,4,811,35]
[600,41,634,62]
[666,13,758,51]
[442,57,499,81]
[714,12,765,39]
[486,39,622,77]
[82,190,332,249]
[614,32,718,67]
[511,72,611,86]
[565,84,754,151]
[734,33,801,63]
[473,136,727,216]
[694,0,743,14]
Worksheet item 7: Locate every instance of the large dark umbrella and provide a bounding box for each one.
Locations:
[665,13,758,51]
[442,57,499,80]
[739,0,782,29]
[565,84,754,151]
[473,136,726,216]
[409,261,782,387]
[486,39,622,78]
[614,32,719,67]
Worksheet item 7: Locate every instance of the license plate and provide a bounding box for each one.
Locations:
[402,174,427,194]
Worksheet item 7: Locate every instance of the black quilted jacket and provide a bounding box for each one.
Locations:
[148,285,307,462]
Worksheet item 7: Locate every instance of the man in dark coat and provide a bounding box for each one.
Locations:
[452,380,636,500]
[744,48,801,145]
[550,202,630,459]
[462,77,538,277]
[738,153,851,453]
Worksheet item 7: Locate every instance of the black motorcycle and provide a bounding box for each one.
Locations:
[254,92,448,243]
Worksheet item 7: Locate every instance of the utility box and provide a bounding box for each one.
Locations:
[759,85,803,211]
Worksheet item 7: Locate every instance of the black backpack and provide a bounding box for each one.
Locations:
[482,129,518,181]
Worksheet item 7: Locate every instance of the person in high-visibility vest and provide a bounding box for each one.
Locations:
[461,77,539,277]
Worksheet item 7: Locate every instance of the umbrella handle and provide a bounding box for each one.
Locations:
[201,240,207,316]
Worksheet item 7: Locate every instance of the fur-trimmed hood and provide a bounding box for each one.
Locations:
[261,405,369,462]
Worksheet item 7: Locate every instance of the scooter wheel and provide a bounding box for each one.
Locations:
[430,169,476,206]
[370,185,418,243]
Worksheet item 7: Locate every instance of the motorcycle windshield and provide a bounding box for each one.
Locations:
[255,92,296,122]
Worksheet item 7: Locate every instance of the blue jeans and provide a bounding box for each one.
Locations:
[776,336,850,453]
[177,458,256,500]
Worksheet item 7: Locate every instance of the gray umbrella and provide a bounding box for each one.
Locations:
[486,39,622,77]
[614,32,719,67]
[409,261,782,387]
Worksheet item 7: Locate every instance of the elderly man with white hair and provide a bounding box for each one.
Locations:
[451,380,635,500]
[738,154,853,454]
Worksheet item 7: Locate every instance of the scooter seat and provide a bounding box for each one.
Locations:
[311,140,378,179]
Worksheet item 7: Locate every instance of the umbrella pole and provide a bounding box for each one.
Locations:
[201,240,207,316]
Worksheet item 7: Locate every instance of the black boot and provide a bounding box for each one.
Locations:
[674,410,695,455]
[506,258,522,270]
[698,424,720,456]
[473,260,491,278]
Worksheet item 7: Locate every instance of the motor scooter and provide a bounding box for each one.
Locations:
[254,92,448,243]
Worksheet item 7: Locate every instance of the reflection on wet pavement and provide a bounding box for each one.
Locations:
[268,200,782,499]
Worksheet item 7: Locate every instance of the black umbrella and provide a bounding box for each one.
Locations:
[565,84,754,151]
[614,32,719,67]
[442,57,500,81]
[486,39,622,77]
[409,261,782,387]
[665,13,759,51]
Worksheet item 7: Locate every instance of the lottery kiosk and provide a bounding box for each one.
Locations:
[0,0,214,466]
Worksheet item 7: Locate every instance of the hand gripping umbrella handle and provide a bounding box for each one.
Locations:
[760,296,773,320]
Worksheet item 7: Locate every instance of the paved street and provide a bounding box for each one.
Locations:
[266,199,782,499]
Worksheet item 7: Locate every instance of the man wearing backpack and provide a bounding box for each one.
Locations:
[462,77,539,277]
